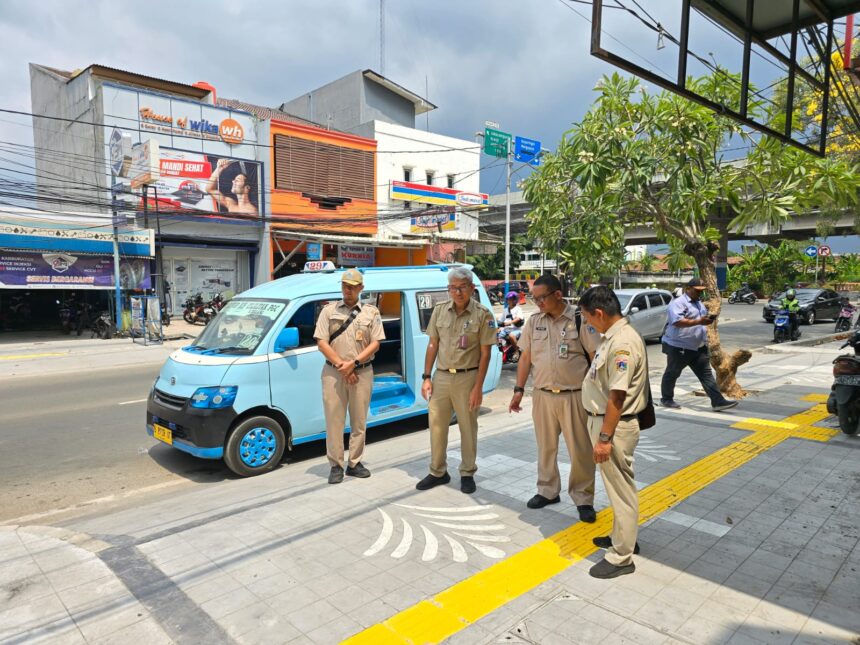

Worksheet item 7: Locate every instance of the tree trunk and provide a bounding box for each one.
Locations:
[686,242,752,399]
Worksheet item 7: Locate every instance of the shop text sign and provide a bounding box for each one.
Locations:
[337,245,375,267]
[138,107,246,145]
[0,251,151,290]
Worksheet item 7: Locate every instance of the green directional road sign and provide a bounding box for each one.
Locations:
[484,127,512,158]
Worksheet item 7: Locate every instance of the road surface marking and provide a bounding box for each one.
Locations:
[343,402,833,645]
[0,352,66,360]
[118,398,148,405]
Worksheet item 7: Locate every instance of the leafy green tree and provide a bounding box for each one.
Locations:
[834,253,860,282]
[638,252,657,273]
[524,71,859,397]
[727,241,806,295]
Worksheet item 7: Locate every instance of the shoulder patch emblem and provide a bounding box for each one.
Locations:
[615,356,628,372]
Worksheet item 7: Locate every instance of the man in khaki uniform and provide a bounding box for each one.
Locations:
[509,274,600,521]
[418,267,496,494]
[579,286,649,579]
[314,269,385,484]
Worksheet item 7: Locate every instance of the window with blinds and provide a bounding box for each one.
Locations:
[273,134,374,202]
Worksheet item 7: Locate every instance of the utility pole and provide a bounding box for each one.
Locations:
[379,0,385,75]
[504,138,512,294]
[110,190,124,331]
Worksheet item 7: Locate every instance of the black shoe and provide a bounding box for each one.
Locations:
[527,494,560,509]
[589,558,635,579]
[416,472,451,490]
[577,505,597,523]
[346,462,371,478]
[593,535,640,554]
[328,466,344,484]
[661,399,681,409]
[712,400,738,412]
[460,476,476,494]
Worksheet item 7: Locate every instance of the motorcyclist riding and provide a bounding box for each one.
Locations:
[781,288,801,339]
[497,292,524,350]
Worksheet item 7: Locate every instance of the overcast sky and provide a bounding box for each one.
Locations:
[0,0,855,250]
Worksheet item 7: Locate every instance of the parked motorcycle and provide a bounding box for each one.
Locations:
[773,309,800,343]
[76,302,95,336]
[826,330,860,435]
[57,298,75,334]
[91,310,114,340]
[728,288,756,305]
[183,293,215,325]
[835,303,857,333]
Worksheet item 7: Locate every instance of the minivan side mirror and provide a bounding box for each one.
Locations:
[274,327,300,352]
[630,306,640,314]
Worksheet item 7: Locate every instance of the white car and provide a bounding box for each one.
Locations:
[614,288,673,342]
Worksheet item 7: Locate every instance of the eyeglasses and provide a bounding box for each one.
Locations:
[448,285,471,293]
[533,291,559,304]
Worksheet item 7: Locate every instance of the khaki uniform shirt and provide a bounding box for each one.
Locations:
[582,317,649,416]
[314,301,385,362]
[519,304,601,390]
[426,298,496,370]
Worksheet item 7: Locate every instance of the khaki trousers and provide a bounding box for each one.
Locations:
[322,364,373,468]
[428,370,479,477]
[531,389,595,506]
[587,415,640,566]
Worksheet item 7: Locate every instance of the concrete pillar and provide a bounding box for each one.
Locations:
[716,224,729,291]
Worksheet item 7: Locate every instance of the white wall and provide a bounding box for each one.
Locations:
[355,121,481,240]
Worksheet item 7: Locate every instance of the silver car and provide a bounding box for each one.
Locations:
[614,289,673,342]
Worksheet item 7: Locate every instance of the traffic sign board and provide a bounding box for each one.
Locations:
[514,136,542,165]
[484,127,512,158]
[804,245,818,258]
[817,245,832,257]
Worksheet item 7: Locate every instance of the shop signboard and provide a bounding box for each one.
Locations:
[109,128,133,177]
[410,209,456,233]
[0,251,151,290]
[143,149,261,217]
[337,245,375,267]
[306,243,322,260]
[130,140,160,189]
[390,181,488,208]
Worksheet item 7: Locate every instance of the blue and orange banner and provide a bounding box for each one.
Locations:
[390,181,488,208]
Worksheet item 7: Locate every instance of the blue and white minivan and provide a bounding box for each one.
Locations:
[146,264,502,476]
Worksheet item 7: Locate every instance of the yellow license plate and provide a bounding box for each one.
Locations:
[153,423,173,445]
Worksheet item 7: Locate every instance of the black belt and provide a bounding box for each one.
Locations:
[539,388,579,394]
[587,411,637,421]
[326,360,373,370]
[438,366,478,374]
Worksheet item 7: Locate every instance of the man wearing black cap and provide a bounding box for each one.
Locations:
[660,278,737,412]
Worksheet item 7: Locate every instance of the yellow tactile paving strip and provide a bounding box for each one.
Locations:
[0,352,66,360]
[343,400,835,645]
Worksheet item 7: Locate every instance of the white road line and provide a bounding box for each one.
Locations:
[363,509,394,557]
[658,509,732,537]
[118,398,148,406]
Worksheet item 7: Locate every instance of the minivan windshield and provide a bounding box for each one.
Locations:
[192,299,287,354]
[615,293,632,310]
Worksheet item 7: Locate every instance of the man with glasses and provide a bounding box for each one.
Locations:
[509,275,600,521]
[418,267,496,494]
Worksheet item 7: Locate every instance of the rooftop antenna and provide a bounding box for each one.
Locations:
[379,0,386,75]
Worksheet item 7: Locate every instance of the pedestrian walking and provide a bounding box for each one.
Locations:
[579,286,649,579]
[660,278,737,411]
[508,274,600,521]
[417,267,496,494]
[314,269,385,484]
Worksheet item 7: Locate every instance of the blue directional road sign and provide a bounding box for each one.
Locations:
[514,136,542,165]
[804,244,818,258]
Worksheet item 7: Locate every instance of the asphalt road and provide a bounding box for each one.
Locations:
[0,302,840,523]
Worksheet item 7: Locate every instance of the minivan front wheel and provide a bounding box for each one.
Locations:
[805,310,816,325]
[224,416,286,477]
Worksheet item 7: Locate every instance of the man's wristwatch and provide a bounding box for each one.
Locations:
[598,432,613,443]
[354,359,361,368]
[513,386,525,394]
[422,373,432,380]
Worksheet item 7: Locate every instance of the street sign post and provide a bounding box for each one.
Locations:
[484,127,512,159]
[514,136,542,165]
[804,244,818,258]
[817,245,831,257]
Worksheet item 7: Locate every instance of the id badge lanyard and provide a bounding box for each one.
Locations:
[558,327,569,358]
[458,320,471,349]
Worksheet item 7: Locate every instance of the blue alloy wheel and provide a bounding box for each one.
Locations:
[239,427,277,467]
[224,416,287,477]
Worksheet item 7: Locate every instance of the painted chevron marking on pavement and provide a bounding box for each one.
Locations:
[342,401,834,645]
